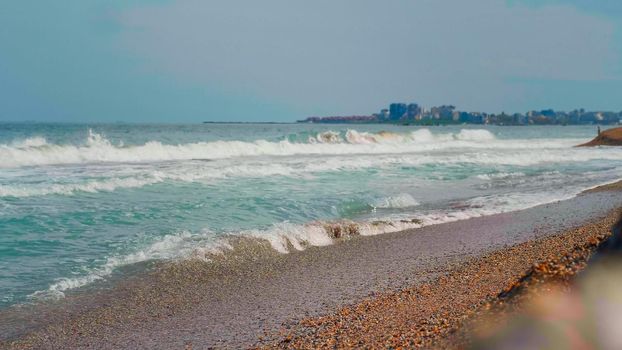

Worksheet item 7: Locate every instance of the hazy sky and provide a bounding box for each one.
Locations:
[1,0,621,122]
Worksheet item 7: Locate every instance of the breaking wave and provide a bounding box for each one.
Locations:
[4,147,622,199]
[28,217,427,300]
[0,177,164,198]
[10,136,48,148]
[0,128,585,169]
[30,177,615,301]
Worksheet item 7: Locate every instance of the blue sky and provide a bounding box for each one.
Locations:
[1,0,621,122]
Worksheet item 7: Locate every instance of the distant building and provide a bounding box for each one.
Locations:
[540,109,556,117]
[389,103,408,121]
[580,112,598,124]
[407,103,422,120]
[469,113,485,124]
[457,112,470,123]
[380,109,389,120]
[568,110,582,124]
[298,115,377,124]
[430,105,455,120]
[514,113,527,125]
[298,102,620,126]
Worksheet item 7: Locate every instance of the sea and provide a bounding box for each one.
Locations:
[1,123,621,308]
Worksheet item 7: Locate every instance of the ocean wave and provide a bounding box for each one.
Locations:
[4,149,622,198]
[29,177,615,300]
[27,217,427,301]
[0,161,318,198]
[0,128,587,169]
[0,176,164,198]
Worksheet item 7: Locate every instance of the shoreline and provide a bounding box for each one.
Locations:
[269,197,622,348]
[2,182,622,349]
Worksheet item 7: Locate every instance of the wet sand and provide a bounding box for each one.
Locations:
[2,183,622,349]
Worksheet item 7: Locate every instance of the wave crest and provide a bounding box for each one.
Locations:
[28,176,621,301]
[1,128,592,170]
[10,136,48,149]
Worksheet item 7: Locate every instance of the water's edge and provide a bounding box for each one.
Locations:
[2,185,621,347]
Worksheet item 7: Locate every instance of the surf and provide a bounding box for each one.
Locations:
[0,128,582,169]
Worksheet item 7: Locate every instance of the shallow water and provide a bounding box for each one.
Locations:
[0,123,620,307]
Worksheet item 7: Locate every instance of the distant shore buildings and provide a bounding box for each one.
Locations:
[298,103,622,125]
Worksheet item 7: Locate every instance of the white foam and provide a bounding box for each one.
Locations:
[10,136,48,148]
[315,131,343,144]
[334,178,613,239]
[5,145,622,198]
[454,129,496,141]
[0,161,308,198]
[2,128,599,169]
[0,176,164,198]
[372,193,420,209]
[409,128,436,142]
[344,130,378,144]
[476,172,526,180]
[29,229,232,300]
[245,222,334,253]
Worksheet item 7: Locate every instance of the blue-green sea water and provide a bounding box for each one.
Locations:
[1,123,621,307]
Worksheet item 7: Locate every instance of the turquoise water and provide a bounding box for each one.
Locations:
[1,123,621,307]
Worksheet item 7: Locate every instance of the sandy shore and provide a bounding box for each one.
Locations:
[2,182,622,349]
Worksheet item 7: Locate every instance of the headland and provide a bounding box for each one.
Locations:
[578,126,622,147]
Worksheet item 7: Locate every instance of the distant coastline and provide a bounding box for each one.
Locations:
[298,102,622,126]
[202,121,293,124]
